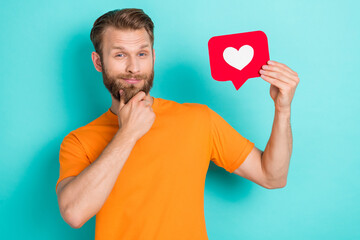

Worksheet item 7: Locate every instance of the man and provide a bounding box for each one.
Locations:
[56,8,299,240]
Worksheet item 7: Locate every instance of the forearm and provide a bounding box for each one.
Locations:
[59,129,137,227]
[262,108,292,187]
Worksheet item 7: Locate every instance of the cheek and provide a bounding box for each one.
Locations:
[108,62,126,74]
[142,61,153,70]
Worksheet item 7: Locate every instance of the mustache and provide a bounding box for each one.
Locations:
[117,74,148,80]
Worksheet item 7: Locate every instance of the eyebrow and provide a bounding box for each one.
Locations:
[111,44,150,50]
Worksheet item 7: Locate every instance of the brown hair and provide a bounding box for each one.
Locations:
[90,8,154,60]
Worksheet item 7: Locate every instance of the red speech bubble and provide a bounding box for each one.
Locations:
[208,31,270,90]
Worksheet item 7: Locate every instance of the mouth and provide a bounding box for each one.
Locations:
[123,78,142,84]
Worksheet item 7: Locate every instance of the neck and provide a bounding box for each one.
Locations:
[110,93,154,115]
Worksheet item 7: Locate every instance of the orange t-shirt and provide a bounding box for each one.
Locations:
[56,97,254,240]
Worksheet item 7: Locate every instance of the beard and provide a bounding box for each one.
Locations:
[101,59,154,105]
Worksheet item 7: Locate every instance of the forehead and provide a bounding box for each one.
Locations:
[102,27,151,52]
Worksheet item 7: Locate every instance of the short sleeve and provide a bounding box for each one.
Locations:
[55,132,91,192]
[207,106,255,173]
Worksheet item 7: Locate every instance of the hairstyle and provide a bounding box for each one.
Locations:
[90,8,154,60]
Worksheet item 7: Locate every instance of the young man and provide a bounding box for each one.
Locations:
[56,8,299,240]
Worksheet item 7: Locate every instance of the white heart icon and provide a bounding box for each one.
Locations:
[223,45,254,71]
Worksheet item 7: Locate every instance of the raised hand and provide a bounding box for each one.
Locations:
[117,90,155,141]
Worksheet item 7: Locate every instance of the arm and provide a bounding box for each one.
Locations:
[57,91,155,228]
[234,60,299,189]
[57,129,137,229]
[233,110,291,189]
[261,108,292,188]
[234,110,292,188]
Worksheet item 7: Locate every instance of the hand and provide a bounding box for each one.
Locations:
[259,60,300,112]
[117,90,155,141]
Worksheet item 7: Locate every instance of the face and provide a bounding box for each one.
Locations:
[98,27,155,104]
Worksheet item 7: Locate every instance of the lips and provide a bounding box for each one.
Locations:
[124,78,141,84]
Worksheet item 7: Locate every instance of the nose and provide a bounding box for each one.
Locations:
[125,55,140,74]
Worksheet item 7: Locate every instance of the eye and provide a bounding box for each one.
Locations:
[116,53,124,57]
[139,53,147,57]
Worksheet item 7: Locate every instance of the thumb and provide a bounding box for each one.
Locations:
[119,90,125,110]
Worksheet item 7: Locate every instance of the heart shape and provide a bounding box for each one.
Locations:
[223,45,254,71]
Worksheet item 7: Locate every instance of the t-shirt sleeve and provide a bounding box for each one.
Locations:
[207,106,255,173]
[56,132,91,192]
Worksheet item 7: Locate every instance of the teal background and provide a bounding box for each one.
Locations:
[1,0,359,239]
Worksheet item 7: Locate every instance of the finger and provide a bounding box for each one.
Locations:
[141,100,151,108]
[129,91,146,104]
[142,100,150,105]
[260,74,289,90]
[261,65,296,83]
[259,69,295,85]
[119,90,126,109]
[146,101,152,108]
[268,60,298,76]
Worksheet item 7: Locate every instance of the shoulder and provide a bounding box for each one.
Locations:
[156,97,209,115]
[62,110,112,144]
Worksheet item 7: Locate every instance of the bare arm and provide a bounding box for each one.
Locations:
[260,60,299,187]
[233,110,292,189]
[261,109,292,187]
[57,129,137,228]
[234,60,299,189]
[56,91,155,228]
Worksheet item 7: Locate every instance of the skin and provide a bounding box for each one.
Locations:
[56,27,157,228]
[233,60,300,189]
[91,26,156,130]
[56,25,299,229]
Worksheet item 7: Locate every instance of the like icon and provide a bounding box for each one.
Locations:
[208,31,270,90]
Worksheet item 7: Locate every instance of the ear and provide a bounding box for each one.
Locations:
[91,51,103,72]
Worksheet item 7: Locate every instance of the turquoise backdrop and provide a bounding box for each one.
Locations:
[1,0,359,239]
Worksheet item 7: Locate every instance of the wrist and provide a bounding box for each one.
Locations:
[275,106,291,115]
[116,128,138,143]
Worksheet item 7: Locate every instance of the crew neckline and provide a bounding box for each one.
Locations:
[107,96,158,121]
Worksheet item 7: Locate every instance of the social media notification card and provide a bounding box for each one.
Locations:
[208,31,270,90]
